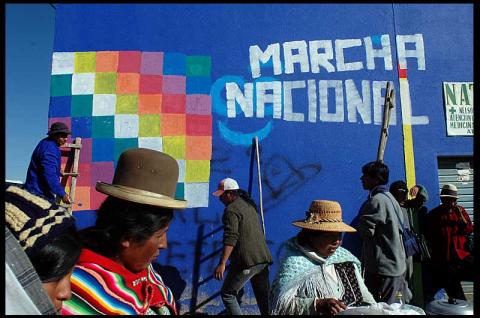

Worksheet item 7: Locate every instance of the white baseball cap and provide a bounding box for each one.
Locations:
[212,178,239,196]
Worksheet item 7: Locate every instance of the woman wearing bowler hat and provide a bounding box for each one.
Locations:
[62,148,187,315]
[270,200,376,315]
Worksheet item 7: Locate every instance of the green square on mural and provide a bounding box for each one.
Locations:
[114,138,138,163]
[139,114,160,137]
[51,75,72,96]
[94,73,117,94]
[175,182,184,200]
[75,52,96,73]
[186,56,211,76]
[116,95,138,114]
[92,116,114,138]
[162,136,185,159]
[71,95,93,117]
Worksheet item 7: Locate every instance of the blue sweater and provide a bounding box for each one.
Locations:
[24,137,66,201]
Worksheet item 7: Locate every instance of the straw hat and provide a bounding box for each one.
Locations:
[96,148,187,209]
[292,200,356,232]
[439,183,458,199]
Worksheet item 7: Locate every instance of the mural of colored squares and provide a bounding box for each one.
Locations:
[49,51,212,210]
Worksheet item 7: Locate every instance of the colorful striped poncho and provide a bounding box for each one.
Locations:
[62,249,177,315]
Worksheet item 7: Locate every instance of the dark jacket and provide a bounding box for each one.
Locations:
[24,137,66,201]
[222,196,272,269]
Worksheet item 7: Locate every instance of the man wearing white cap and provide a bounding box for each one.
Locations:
[212,178,272,315]
[424,183,474,301]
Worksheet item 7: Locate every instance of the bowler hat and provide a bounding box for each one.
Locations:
[440,183,458,199]
[96,148,187,209]
[47,122,71,136]
[292,200,356,232]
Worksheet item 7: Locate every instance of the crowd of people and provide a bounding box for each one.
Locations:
[4,122,474,315]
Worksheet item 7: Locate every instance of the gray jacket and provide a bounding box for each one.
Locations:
[357,190,406,276]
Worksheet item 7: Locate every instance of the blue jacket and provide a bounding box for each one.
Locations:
[24,137,66,201]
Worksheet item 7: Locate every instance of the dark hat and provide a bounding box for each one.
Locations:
[5,186,76,258]
[96,148,187,209]
[390,180,408,194]
[47,122,71,136]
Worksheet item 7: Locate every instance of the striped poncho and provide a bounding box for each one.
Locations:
[62,249,177,315]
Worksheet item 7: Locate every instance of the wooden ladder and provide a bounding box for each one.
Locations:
[59,137,82,213]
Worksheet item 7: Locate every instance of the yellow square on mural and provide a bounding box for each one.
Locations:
[75,52,96,73]
[116,95,138,114]
[139,114,161,137]
[163,136,185,159]
[95,72,117,94]
[185,160,210,182]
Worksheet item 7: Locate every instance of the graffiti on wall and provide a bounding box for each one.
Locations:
[49,51,213,210]
[214,33,430,146]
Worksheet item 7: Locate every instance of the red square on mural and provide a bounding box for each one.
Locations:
[162,94,186,113]
[77,163,92,186]
[118,51,142,73]
[140,75,163,94]
[79,138,92,163]
[186,115,212,136]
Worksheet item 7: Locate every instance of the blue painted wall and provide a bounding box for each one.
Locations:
[53,4,473,314]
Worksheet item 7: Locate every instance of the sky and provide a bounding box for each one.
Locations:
[6,3,56,182]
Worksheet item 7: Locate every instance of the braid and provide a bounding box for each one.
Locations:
[237,189,258,211]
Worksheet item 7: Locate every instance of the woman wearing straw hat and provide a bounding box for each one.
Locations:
[270,200,376,315]
[61,148,187,315]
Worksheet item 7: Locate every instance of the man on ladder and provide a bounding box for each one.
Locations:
[24,122,73,205]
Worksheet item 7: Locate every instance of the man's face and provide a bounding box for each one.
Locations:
[53,133,69,147]
[441,197,457,208]
[360,173,379,190]
[219,191,235,205]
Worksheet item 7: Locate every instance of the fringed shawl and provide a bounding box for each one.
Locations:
[270,237,373,315]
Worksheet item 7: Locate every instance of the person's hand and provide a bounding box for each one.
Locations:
[315,298,347,315]
[409,186,419,198]
[214,263,226,280]
[62,194,72,204]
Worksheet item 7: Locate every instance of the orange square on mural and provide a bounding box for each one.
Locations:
[138,94,162,114]
[74,186,91,211]
[117,73,140,94]
[96,51,119,72]
[186,136,212,160]
[161,114,186,136]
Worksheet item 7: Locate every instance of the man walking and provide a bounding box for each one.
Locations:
[356,161,408,304]
[24,122,72,204]
[213,177,272,315]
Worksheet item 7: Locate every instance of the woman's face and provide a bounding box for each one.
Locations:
[308,231,343,258]
[42,270,74,313]
[119,223,171,273]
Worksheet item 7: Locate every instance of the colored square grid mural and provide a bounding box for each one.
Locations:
[50,51,212,210]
